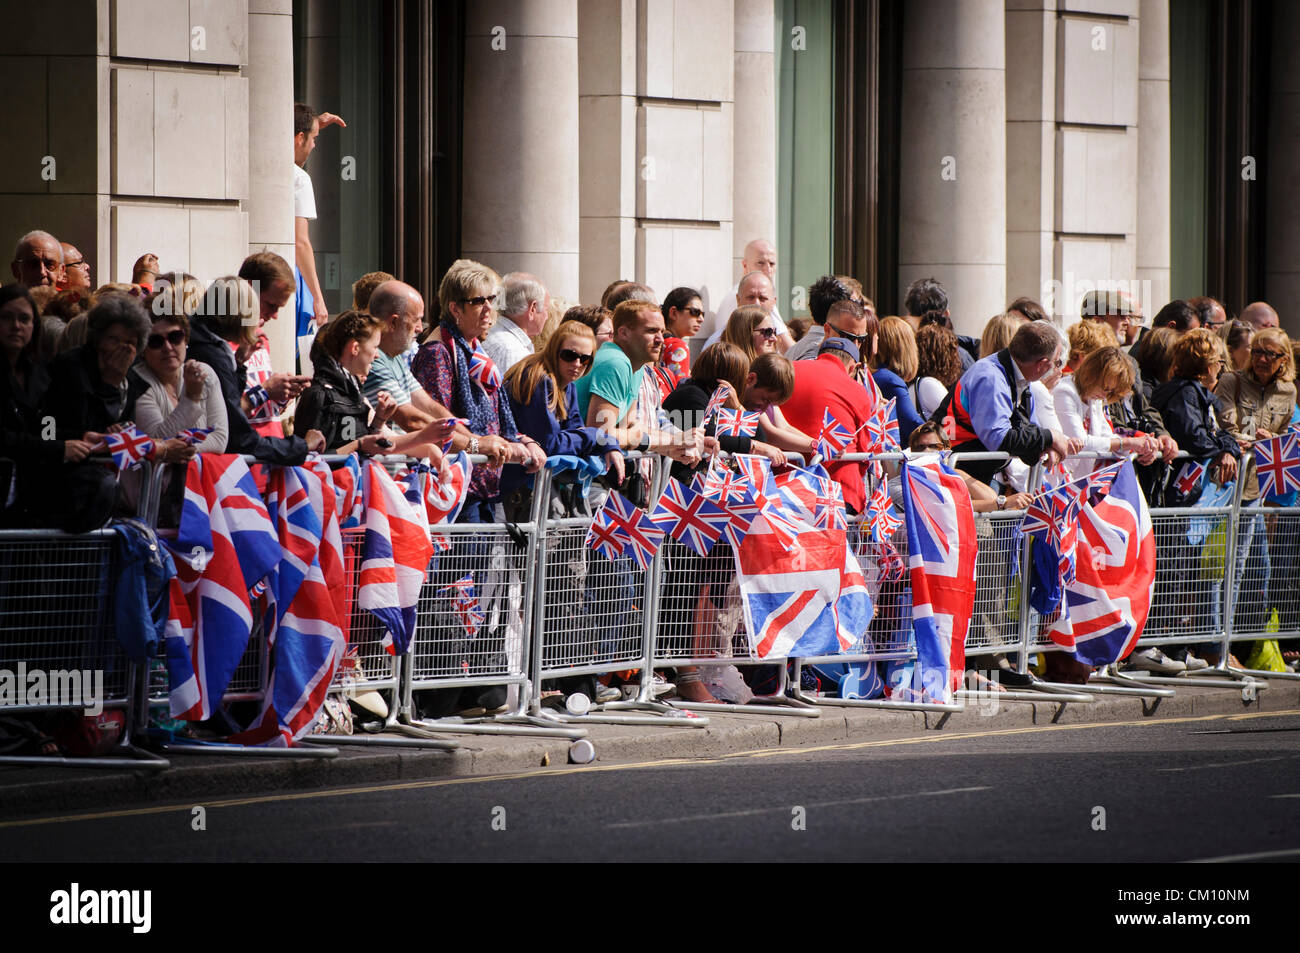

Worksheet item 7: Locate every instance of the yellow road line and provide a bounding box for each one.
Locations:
[3,708,1296,830]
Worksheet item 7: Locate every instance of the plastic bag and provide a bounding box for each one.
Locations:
[701,664,754,704]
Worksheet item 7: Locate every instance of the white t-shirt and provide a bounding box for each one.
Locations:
[293,164,317,220]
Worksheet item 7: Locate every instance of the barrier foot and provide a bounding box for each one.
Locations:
[1084,666,1178,698]
[413,713,590,740]
[0,745,170,771]
[1120,668,1270,689]
[955,686,1095,704]
[544,707,709,728]
[159,741,339,757]
[664,695,822,717]
[796,693,964,713]
[298,730,460,751]
[1226,665,1300,682]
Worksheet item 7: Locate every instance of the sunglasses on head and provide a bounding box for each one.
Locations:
[558,348,593,365]
[146,329,187,349]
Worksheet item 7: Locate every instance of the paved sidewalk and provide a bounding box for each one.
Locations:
[1,676,1295,819]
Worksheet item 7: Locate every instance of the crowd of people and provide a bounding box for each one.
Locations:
[3,221,1298,709]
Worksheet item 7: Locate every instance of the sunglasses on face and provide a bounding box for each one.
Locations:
[1251,347,1285,361]
[558,348,593,365]
[460,294,496,308]
[827,323,869,345]
[684,307,704,318]
[756,326,778,339]
[147,329,187,350]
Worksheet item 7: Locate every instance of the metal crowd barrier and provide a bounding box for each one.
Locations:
[517,456,708,729]
[0,459,168,768]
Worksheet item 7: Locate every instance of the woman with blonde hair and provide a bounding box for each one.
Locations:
[720,305,778,363]
[503,319,625,493]
[979,312,1022,359]
[1053,346,1158,479]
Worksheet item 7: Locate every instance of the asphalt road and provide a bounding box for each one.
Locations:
[3,709,1298,863]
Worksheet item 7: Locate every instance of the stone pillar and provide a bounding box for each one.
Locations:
[463,0,580,302]
[1136,0,1172,315]
[577,0,637,305]
[1265,1,1300,333]
[898,0,1006,335]
[732,0,777,279]
[246,0,296,375]
[1005,1,1055,310]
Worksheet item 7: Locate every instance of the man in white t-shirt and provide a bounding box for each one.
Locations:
[701,238,791,352]
[293,103,346,330]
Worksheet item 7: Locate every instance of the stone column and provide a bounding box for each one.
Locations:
[898,0,1006,334]
[1137,0,1172,315]
[1005,0,1055,309]
[246,0,296,375]
[1265,1,1300,333]
[732,0,777,278]
[463,0,580,302]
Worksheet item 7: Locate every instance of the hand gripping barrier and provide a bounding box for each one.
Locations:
[510,454,709,729]
[1,459,168,769]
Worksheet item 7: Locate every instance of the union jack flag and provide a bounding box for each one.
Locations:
[703,383,733,421]
[174,427,214,447]
[714,407,761,437]
[585,506,626,561]
[863,480,902,542]
[862,397,900,454]
[231,464,347,746]
[1174,460,1206,496]
[105,426,155,471]
[813,409,855,462]
[650,478,730,556]
[883,399,900,450]
[468,343,502,391]
[1047,461,1155,666]
[1022,482,1084,586]
[900,458,977,703]
[441,576,485,638]
[603,490,664,569]
[360,460,433,655]
[1254,431,1300,499]
[164,455,281,720]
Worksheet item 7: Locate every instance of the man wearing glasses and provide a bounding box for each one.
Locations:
[58,242,92,293]
[941,321,1080,487]
[9,230,62,288]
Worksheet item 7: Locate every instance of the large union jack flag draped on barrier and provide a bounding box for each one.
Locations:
[900,457,977,703]
[725,467,873,659]
[165,455,282,720]
[232,464,347,745]
[360,460,434,655]
[1254,431,1300,500]
[1045,460,1155,666]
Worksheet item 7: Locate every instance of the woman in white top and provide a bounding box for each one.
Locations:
[1053,346,1158,479]
[131,307,229,454]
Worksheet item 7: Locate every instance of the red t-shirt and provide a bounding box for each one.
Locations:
[662,336,691,377]
[780,353,876,512]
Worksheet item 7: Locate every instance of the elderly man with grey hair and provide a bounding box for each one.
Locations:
[10,230,63,288]
[482,271,549,373]
[701,270,790,352]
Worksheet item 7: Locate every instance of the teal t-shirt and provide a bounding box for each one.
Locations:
[574,341,641,427]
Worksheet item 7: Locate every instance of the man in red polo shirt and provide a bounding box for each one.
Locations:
[781,299,877,512]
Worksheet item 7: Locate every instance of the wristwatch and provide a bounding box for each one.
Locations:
[996,494,1007,510]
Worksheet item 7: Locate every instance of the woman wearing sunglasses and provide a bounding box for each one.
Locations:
[720,305,778,363]
[503,319,626,494]
[130,286,228,454]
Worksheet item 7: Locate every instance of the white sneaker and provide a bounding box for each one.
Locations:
[1182,653,1210,672]
[1127,647,1186,674]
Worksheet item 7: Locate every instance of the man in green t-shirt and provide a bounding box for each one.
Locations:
[577,300,706,464]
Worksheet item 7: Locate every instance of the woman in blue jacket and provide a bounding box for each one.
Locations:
[503,320,626,496]
[871,315,923,443]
